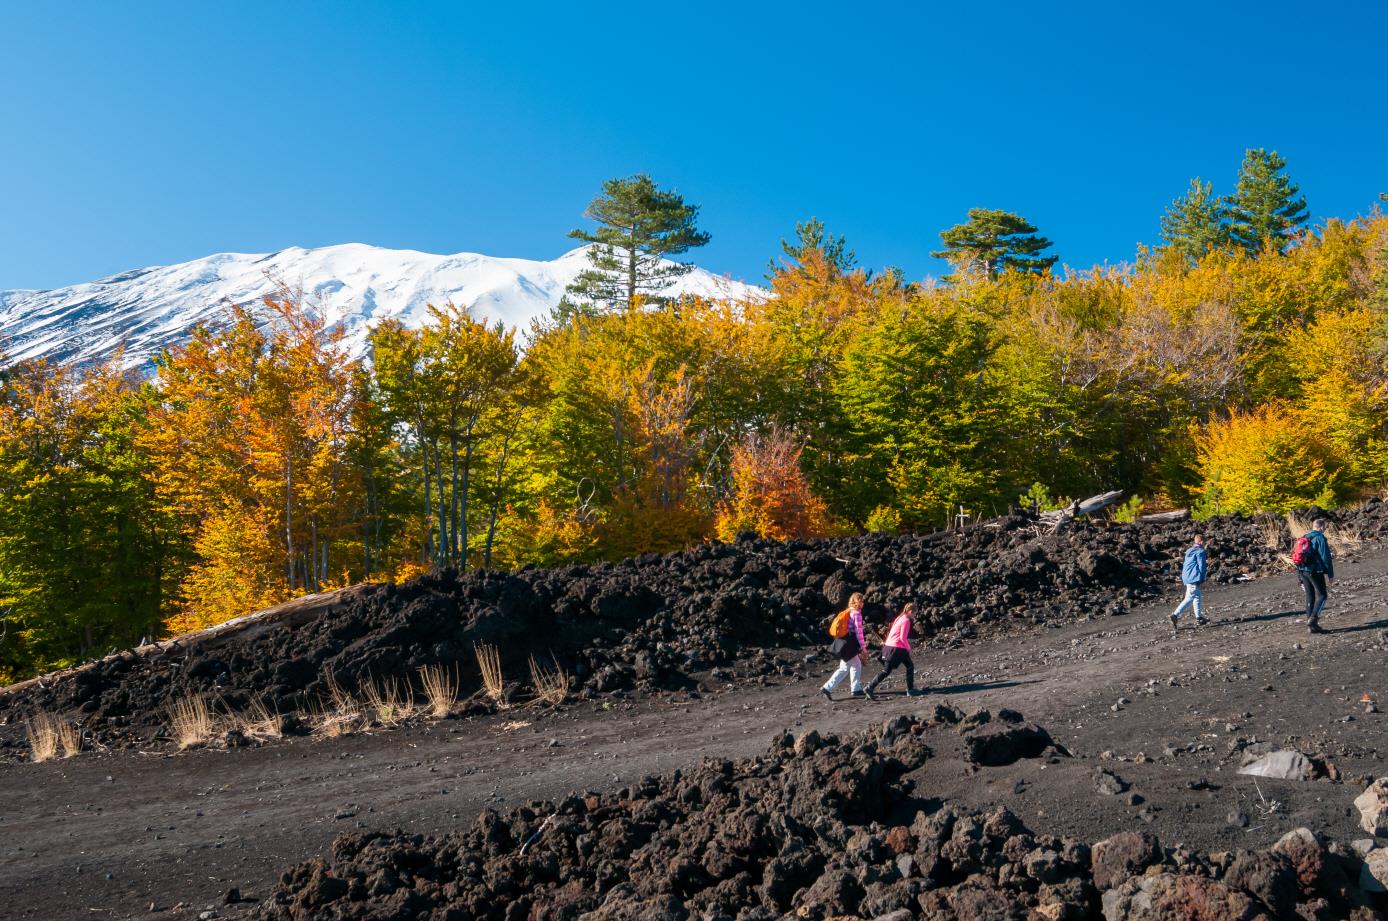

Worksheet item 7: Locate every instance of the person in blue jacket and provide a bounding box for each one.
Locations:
[1169,533,1209,630]
[1296,517,1335,634]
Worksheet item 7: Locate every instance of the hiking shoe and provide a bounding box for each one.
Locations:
[1169,614,1179,631]
[863,687,877,701]
[851,689,865,697]
[821,688,833,703]
[1195,617,1209,627]
[908,689,927,698]
[1309,621,1325,635]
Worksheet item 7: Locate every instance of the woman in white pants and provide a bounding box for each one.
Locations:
[822,593,868,701]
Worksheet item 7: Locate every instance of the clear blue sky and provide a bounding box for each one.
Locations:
[2,1,1385,291]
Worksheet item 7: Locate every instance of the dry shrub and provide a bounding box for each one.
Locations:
[528,655,570,706]
[24,711,78,762]
[417,664,458,718]
[475,643,505,704]
[237,697,284,741]
[167,695,214,750]
[363,675,415,726]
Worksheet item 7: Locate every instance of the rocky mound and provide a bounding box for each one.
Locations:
[4,500,1386,752]
[254,711,1387,920]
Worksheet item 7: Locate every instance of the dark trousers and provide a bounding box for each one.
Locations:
[1298,571,1328,621]
[867,646,915,693]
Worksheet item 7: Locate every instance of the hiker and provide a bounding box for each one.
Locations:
[1293,517,1335,634]
[821,592,867,701]
[1169,533,1210,630]
[863,602,923,700]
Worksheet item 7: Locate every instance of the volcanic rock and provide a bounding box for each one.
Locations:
[1237,750,1315,781]
[1091,831,1162,890]
[1354,777,1388,836]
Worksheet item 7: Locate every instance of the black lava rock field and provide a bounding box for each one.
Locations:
[254,709,1387,920]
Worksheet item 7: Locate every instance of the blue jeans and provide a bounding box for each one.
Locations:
[1172,583,1203,620]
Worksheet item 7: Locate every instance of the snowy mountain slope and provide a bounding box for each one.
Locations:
[0,244,763,368]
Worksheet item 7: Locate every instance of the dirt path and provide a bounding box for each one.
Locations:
[2,553,1385,920]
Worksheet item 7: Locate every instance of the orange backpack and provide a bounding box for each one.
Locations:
[828,608,851,638]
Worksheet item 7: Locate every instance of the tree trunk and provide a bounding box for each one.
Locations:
[284,456,296,592]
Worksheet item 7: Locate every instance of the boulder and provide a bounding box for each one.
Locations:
[1091,831,1163,890]
[1100,873,1270,921]
[1271,826,1362,905]
[1354,777,1388,837]
[1222,851,1298,918]
[1237,750,1314,781]
[1360,848,1388,894]
[962,720,1055,766]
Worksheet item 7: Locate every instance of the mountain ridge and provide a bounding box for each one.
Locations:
[0,243,763,368]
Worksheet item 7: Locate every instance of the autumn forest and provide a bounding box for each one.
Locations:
[2,151,1386,681]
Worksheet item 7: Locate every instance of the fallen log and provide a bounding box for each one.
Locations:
[1039,490,1125,524]
[1138,509,1190,524]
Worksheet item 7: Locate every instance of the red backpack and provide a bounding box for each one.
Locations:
[1291,535,1313,567]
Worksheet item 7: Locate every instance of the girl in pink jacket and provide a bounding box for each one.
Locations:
[864,603,923,700]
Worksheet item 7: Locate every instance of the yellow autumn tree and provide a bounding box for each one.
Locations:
[1192,404,1344,516]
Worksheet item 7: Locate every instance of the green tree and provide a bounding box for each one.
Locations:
[370,305,520,571]
[826,297,1001,527]
[1160,178,1229,262]
[1226,149,1308,252]
[769,217,856,277]
[561,174,711,316]
[0,358,174,679]
[933,208,1057,277]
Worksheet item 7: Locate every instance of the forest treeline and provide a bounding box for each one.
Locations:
[2,155,1387,680]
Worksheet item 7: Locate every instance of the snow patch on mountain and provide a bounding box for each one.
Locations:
[0,244,762,368]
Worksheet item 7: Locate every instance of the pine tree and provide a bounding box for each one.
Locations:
[769,217,856,277]
[561,174,711,316]
[1225,149,1309,252]
[1160,178,1229,262]
[932,209,1056,277]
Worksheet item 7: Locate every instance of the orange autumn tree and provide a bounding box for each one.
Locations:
[715,428,835,542]
[143,292,369,632]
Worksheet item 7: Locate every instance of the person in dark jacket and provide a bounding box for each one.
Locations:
[1296,518,1335,634]
[1169,534,1209,630]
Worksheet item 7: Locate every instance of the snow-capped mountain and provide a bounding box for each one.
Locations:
[0,244,763,368]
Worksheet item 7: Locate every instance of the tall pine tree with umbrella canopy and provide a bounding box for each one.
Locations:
[1225,149,1309,252]
[932,208,1057,277]
[560,174,711,317]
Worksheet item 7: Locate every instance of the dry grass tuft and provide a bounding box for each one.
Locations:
[528,654,570,707]
[1258,514,1284,550]
[237,697,284,741]
[313,672,363,738]
[167,695,214,750]
[25,711,79,762]
[58,720,81,759]
[362,675,416,726]
[1285,511,1361,557]
[475,643,505,704]
[1325,521,1363,555]
[1285,512,1314,540]
[417,663,458,718]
